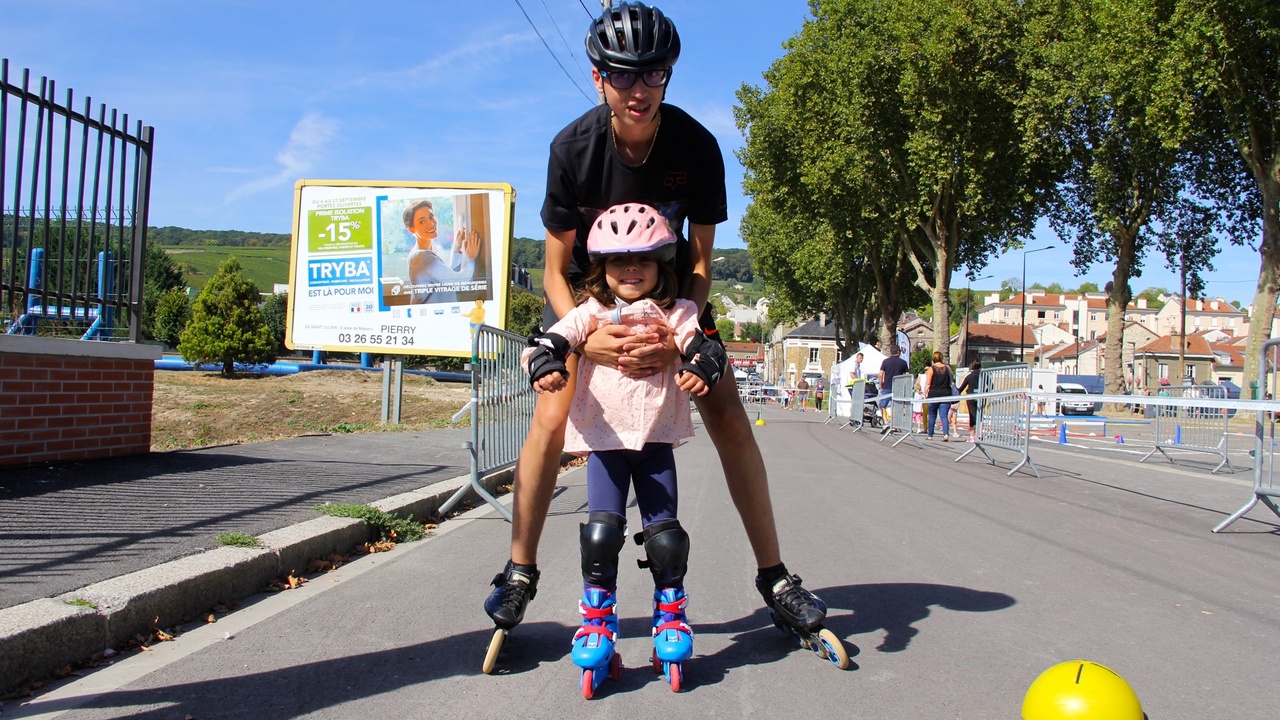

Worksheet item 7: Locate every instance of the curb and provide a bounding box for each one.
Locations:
[0,467,513,695]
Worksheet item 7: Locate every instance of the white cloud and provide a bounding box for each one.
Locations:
[225,112,338,202]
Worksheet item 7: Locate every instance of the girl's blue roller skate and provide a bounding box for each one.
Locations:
[650,587,693,692]
[571,586,623,699]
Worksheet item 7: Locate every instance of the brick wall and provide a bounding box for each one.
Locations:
[0,336,160,467]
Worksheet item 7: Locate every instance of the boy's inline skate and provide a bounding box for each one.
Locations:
[482,561,539,674]
[757,572,849,669]
[649,587,693,692]
[572,585,623,699]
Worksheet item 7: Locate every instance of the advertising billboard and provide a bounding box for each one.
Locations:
[286,179,515,357]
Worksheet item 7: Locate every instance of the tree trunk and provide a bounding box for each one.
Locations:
[1104,227,1137,411]
[1243,172,1280,393]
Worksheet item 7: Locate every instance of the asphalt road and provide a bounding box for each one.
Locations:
[8,406,1280,719]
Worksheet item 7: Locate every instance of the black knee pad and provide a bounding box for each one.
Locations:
[633,519,690,587]
[580,512,626,586]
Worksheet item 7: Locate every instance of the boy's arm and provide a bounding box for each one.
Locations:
[543,228,578,320]
[685,222,715,312]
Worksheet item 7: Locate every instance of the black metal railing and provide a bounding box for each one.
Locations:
[1,58,154,342]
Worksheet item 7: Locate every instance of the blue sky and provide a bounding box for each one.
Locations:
[1,0,1264,307]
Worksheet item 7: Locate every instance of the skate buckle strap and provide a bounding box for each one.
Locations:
[653,619,693,638]
[579,602,616,621]
[573,625,617,643]
[656,597,687,614]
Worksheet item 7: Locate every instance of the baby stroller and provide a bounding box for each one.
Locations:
[862,381,883,428]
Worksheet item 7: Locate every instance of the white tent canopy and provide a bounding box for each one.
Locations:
[828,342,889,418]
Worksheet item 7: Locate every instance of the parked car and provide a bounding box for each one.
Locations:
[1057,382,1095,415]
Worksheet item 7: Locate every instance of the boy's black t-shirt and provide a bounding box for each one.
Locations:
[540,103,728,299]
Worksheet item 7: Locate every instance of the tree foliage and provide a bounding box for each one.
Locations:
[179,257,277,376]
[736,0,1051,356]
[260,292,290,354]
[142,244,186,341]
[153,288,192,349]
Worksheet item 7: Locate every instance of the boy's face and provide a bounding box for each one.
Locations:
[593,67,666,129]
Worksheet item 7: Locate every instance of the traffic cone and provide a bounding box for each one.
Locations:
[1058,423,1068,444]
[1115,435,1125,444]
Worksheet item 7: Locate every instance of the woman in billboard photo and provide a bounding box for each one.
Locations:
[403,198,483,304]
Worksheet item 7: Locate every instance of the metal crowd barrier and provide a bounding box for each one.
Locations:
[956,364,1040,477]
[438,325,536,520]
[1215,337,1280,532]
[887,374,923,447]
[841,378,867,431]
[1140,385,1233,474]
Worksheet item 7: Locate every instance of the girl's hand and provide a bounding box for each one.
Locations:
[676,370,709,396]
[533,373,566,393]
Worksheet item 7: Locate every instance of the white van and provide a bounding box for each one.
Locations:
[1057,382,1094,415]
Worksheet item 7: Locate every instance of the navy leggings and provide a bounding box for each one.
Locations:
[587,442,678,527]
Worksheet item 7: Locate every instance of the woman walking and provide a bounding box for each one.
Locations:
[923,351,955,441]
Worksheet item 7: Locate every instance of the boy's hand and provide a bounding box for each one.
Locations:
[584,323,676,378]
[676,370,709,396]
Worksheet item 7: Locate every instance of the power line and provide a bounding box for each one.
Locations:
[540,0,592,80]
[577,0,595,17]
[514,0,595,105]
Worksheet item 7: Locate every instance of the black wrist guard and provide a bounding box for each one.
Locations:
[679,331,727,390]
[526,331,571,386]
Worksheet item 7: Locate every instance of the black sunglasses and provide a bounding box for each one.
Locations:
[602,68,671,90]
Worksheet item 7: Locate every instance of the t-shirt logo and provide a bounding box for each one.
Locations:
[664,171,688,189]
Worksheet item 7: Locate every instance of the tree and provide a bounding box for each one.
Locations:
[737,0,1052,356]
[715,318,736,341]
[1155,0,1279,386]
[1000,277,1022,301]
[506,289,544,336]
[1076,282,1100,293]
[178,257,277,377]
[260,292,289,354]
[1020,0,1209,399]
[142,243,186,339]
[153,288,192,349]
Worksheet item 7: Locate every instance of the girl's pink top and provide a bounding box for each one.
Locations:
[523,297,702,453]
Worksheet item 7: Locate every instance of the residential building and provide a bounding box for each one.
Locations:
[1154,295,1246,337]
[778,316,841,387]
[976,291,1159,340]
[1133,334,1215,391]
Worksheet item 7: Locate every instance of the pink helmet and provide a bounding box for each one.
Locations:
[587,203,677,263]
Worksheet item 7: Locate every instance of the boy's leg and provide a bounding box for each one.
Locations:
[694,373,825,629]
[694,373,780,567]
[484,355,578,628]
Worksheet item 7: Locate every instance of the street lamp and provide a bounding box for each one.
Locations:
[963,273,993,366]
[1020,245,1056,363]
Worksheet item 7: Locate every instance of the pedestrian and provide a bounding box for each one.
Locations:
[846,351,864,405]
[958,359,982,442]
[484,1,828,663]
[877,343,909,430]
[814,377,825,412]
[795,376,810,411]
[923,351,955,441]
[521,205,721,693]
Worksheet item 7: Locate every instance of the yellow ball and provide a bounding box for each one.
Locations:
[1022,660,1143,720]
[754,418,766,426]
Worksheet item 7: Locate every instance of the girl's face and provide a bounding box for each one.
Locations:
[603,253,658,302]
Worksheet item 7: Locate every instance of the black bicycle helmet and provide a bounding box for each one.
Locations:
[586,2,681,73]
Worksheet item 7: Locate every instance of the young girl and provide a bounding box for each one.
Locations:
[523,203,726,697]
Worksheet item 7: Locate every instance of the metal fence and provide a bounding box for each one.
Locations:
[438,325,537,520]
[2,59,153,342]
[956,364,1040,477]
[1140,384,1234,474]
[887,373,923,447]
[1215,338,1280,532]
[841,378,866,431]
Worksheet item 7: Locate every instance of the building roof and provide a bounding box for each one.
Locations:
[1137,334,1215,357]
[1161,296,1246,316]
[787,319,840,340]
[965,323,1034,347]
[723,342,763,356]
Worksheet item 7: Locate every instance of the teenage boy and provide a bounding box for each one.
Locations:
[484,1,827,641]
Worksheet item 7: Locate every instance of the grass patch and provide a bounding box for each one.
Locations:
[315,502,428,542]
[216,532,261,548]
[63,598,96,609]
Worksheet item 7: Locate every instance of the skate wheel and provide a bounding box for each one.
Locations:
[609,652,623,680]
[817,628,850,670]
[668,662,682,692]
[581,669,595,699]
[808,634,829,659]
[482,628,506,674]
[651,651,662,674]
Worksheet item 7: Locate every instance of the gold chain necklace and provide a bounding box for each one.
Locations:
[611,112,661,166]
